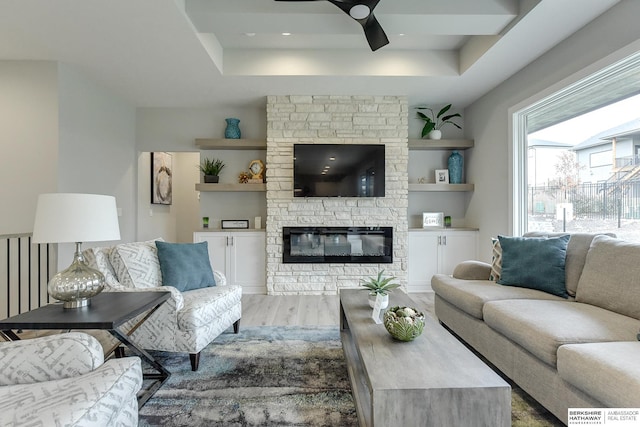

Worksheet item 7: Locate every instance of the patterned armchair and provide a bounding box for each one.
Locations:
[0,332,142,427]
[83,239,242,371]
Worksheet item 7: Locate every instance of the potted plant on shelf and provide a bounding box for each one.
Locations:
[199,158,226,183]
[415,104,462,140]
[361,269,400,309]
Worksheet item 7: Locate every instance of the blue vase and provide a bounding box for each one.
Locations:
[224,118,241,139]
[448,150,463,184]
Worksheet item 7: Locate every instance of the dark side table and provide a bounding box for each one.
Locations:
[0,291,171,407]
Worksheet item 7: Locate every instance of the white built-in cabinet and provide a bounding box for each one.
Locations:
[407,229,478,292]
[194,231,266,294]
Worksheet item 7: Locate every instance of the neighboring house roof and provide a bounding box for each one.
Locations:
[572,119,640,151]
[527,138,572,149]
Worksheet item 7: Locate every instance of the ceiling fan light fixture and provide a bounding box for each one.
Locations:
[349,4,370,20]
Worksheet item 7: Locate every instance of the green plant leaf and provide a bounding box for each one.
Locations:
[441,113,461,121]
[436,104,452,119]
[421,122,435,137]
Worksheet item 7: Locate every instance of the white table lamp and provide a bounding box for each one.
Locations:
[32,193,121,308]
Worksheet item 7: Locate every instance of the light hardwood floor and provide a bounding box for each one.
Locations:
[240,292,435,327]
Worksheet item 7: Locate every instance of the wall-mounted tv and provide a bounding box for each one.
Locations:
[293,144,385,197]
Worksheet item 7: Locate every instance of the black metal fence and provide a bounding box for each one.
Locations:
[529,181,640,220]
[0,233,55,320]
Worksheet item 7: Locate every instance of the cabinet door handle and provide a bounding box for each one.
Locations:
[442,236,447,245]
[438,236,441,245]
[230,236,234,246]
[226,236,229,246]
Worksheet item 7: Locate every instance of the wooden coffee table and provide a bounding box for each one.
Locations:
[340,289,510,427]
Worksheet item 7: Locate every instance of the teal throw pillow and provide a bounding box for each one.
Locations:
[155,241,216,292]
[497,235,570,298]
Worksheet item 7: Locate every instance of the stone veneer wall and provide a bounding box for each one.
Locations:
[266,95,408,295]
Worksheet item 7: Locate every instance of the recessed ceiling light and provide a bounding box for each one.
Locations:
[349,4,370,20]
[329,157,336,161]
[398,33,406,37]
[245,32,256,37]
[282,32,292,36]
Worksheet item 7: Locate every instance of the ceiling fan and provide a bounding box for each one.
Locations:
[274,0,389,52]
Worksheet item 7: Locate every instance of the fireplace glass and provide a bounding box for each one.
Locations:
[283,227,392,264]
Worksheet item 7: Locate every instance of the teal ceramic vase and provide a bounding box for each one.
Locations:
[224,118,241,139]
[448,150,463,184]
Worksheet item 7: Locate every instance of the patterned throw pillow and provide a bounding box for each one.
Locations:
[489,238,502,282]
[109,239,164,289]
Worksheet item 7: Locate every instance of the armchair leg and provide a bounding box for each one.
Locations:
[233,319,240,334]
[190,352,201,371]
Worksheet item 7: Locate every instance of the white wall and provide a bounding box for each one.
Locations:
[0,61,58,235]
[0,61,137,270]
[57,63,137,246]
[465,0,640,261]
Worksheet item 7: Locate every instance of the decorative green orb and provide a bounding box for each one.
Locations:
[383,306,425,342]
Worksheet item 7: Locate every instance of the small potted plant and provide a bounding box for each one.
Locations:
[199,158,226,183]
[415,104,462,140]
[361,269,400,309]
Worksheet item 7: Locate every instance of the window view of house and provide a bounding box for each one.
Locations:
[528,94,640,242]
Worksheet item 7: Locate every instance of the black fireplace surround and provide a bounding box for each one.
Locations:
[283,226,393,264]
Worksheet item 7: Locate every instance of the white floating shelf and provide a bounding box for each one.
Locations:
[196,183,266,192]
[408,183,475,192]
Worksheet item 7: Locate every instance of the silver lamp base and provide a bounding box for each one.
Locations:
[49,242,105,309]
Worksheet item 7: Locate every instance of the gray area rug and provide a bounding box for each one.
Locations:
[138,326,357,426]
[138,325,562,426]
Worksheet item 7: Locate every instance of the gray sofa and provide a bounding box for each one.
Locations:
[432,233,640,425]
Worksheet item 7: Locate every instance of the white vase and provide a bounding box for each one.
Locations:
[368,293,389,309]
[428,129,442,140]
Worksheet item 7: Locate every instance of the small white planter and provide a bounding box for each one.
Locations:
[427,129,442,140]
[368,293,389,309]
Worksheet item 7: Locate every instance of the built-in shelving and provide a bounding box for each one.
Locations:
[408,139,475,193]
[195,138,267,150]
[408,183,474,192]
[408,139,473,150]
[195,183,266,192]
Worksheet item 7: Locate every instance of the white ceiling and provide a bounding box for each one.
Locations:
[0,0,620,109]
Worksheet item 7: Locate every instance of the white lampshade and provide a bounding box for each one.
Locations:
[33,193,121,244]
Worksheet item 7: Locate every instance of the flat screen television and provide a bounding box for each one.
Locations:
[293,144,385,197]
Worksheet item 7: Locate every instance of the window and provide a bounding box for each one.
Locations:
[513,51,640,242]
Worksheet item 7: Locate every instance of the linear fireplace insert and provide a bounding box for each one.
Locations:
[283,226,393,264]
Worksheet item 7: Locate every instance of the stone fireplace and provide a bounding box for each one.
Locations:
[266,95,408,294]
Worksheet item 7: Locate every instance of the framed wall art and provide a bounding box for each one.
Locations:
[435,169,449,184]
[151,152,173,205]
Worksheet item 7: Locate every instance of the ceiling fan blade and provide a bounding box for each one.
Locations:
[362,14,389,51]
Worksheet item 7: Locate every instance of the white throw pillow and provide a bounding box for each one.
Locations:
[109,239,164,289]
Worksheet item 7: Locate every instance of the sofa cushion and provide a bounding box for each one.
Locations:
[109,239,163,289]
[576,235,640,320]
[177,285,243,330]
[156,241,215,292]
[558,342,640,408]
[431,274,565,320]
[483,299,640,366]
[524,232,614,297]
[497,234,570,298]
